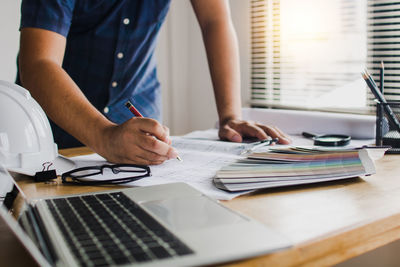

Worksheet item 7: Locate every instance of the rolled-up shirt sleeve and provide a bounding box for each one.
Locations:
[20,0,76,37]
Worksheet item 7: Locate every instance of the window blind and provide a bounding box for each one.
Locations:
[251,0,400,114]
[367,1,400,104]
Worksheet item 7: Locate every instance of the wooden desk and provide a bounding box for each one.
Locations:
[2,147,400,266]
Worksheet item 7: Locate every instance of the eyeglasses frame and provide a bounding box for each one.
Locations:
[61,164,151,185]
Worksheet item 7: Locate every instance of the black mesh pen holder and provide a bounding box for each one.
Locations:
[376,100,400,154]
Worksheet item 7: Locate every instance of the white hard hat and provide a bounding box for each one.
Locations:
[0,81,74,175]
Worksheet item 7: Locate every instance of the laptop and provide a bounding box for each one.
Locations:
[0,164,291,267]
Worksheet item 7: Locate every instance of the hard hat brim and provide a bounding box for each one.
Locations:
[8,155,76,176]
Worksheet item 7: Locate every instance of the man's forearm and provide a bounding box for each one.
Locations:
[204,23,242,124]
[196,3,242,124]
[19,59,113,150]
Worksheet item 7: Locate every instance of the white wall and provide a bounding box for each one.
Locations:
[0,0,21,82]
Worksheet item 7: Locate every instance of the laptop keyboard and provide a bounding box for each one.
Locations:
[45,192,193,266]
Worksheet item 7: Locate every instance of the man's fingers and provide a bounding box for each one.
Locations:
[134,149,169,164]
[134,118,170,144]
[108,118,176,165]
[258,124,291,144]
[138,134,178,159]
[163,125,172,145]
[219,125,242,142]
[223,120,269,141]
[218,119,292,144]
[123,153,166,165]
[271,126,292,144]
[234,122,269,140]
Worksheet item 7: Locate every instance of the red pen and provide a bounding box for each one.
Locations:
[125,101,143,117]
[125,101,182,161]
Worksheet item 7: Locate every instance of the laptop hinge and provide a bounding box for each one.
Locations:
[26,205,58,265]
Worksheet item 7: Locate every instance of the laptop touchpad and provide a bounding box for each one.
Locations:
[142,196,246,231]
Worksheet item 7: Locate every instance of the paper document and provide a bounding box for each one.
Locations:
[69,136,262,200]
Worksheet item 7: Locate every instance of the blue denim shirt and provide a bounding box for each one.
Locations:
[17,0,171,148]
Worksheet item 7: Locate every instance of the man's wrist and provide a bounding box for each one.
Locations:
[219,115,241,127]
[87,117,116,154]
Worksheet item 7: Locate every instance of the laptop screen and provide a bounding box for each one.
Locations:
[0,163,31,214]
[0,164,16,209]
[0,164,51,266]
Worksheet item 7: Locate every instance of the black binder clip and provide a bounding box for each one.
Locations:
[34,162,57,182]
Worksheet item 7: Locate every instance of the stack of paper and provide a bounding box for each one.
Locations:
[214,147,378,192]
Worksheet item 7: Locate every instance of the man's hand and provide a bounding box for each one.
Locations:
[219,119,292,144]
[99,118,178,165]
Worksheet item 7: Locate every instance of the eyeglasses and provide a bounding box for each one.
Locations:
[61,164,151,185]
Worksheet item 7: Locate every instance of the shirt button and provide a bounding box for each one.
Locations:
[117,52,124,59]
[103,107,109,114]
[111,81,118,88]
[123,18,130,25]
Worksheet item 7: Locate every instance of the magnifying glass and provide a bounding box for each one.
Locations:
[302,132,351,147]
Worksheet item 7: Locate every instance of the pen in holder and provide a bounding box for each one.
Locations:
[376,101,400,153]
[375,62,400,153]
